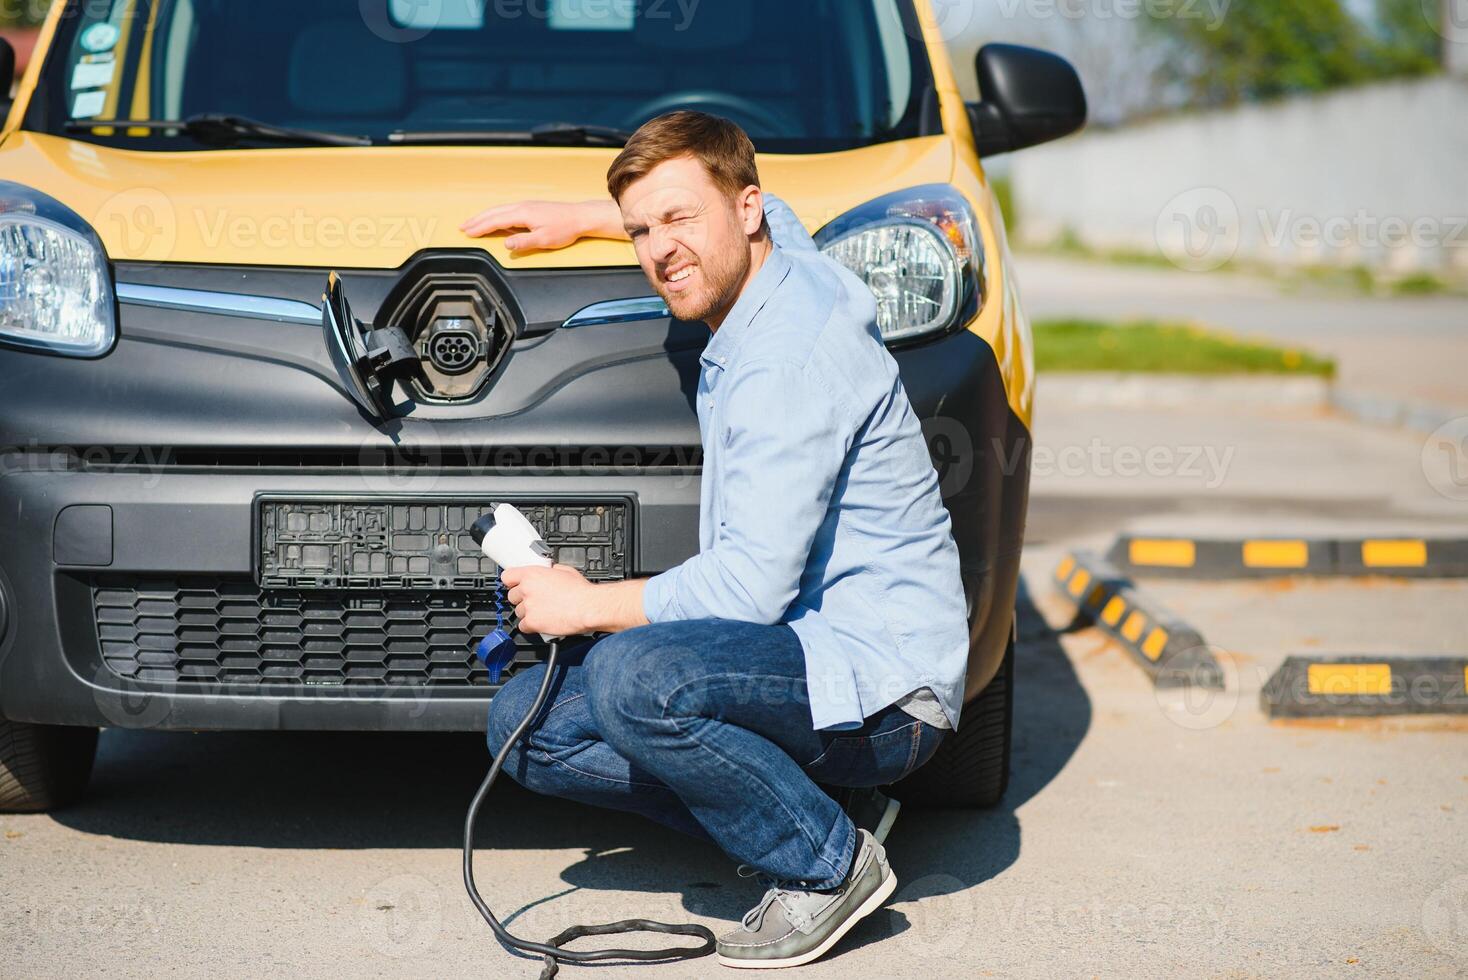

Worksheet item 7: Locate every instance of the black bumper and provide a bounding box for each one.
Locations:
[0,467,701,731]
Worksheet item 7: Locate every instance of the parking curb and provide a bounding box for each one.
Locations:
[1329,387,1465,438]
[1053,552,1224,689]
[1261,656,1468,718]
[1105,535,1468,579]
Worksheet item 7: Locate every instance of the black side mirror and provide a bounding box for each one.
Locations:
[967,43,1087,157]
[0,38,15,120]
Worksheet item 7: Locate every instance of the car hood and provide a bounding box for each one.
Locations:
[0,131,954,270]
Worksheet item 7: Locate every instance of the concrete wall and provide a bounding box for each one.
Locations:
[1010,75,1468,277]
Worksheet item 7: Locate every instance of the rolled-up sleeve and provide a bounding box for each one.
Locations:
[642,357,853,626]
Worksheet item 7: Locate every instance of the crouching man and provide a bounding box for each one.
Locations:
[462,111,968,969]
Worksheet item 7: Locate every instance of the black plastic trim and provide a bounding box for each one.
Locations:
[965,44,1088,157]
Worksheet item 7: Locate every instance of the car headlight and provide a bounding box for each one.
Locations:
[0,182,115,358]
[816,184,984,344]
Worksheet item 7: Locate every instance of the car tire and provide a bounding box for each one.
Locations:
[888,624,1014,809]
[0,719,98,812]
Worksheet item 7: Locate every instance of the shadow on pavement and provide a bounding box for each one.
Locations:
[52,574,1091,949]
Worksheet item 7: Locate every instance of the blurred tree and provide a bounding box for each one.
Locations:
[1150,0,1439,107]
[1365,0,1442,74]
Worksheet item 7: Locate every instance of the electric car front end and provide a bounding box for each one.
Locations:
[0,0,1084,810]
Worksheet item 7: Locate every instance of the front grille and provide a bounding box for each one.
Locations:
[92,576,539,689]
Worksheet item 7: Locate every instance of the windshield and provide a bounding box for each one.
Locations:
[28,0,935,153]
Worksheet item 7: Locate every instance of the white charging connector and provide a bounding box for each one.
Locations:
[471,502,554,570]
[471,503,557,641]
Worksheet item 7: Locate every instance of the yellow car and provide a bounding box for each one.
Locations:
[0,0,1084,810]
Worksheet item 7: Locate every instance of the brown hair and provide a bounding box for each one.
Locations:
[606,111,761,202]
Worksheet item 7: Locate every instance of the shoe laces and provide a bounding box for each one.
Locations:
[735,865,815,932]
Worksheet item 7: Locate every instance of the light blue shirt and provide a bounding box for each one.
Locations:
[641,197,970,732]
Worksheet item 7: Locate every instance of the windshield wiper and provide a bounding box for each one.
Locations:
[387,123,633,147]
[64,113,371,147]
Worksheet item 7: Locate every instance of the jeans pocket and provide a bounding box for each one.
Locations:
[803,720,927,787]
[900,723,947,781]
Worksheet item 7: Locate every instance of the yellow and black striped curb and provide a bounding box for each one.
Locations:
[1261,656,1468,718]
[1105,535,1468,579]
[1053,552,1224,690]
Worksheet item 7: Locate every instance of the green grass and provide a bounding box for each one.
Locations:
[1033,318,1336,377]
[1391,272,1447,296]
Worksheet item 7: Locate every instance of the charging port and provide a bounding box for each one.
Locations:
[424,318,483,375]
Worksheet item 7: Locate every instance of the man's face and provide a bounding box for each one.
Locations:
[618,155,764,325]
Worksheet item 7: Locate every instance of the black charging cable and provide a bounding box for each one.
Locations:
[462,630,717,980]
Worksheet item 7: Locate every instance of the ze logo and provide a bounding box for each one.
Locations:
[1155,188,1241,272]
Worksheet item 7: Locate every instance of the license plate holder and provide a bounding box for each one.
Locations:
[254,496,630,590]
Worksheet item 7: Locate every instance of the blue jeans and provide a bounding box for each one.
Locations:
[485,619,947,890]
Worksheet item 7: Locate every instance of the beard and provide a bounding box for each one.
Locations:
[655,241,751,325]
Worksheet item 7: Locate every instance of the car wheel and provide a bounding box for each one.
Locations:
[888,624,1014,809]
[0,719,98,812]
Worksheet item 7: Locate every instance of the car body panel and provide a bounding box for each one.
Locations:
[0,131,953,270]
[0,0,1032,730]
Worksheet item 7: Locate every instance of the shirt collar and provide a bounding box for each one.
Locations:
[700,245,792,371]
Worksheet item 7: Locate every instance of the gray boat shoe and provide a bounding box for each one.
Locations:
[716,829,897,969]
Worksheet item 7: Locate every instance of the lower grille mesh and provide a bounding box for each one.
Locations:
[92,576,536,688]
